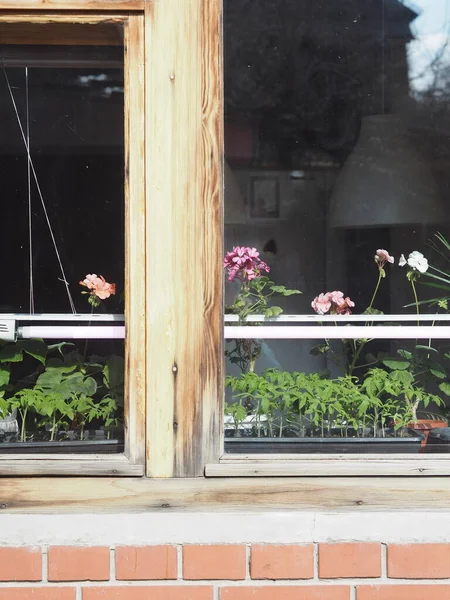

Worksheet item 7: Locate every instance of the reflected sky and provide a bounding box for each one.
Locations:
[405,0,450,91]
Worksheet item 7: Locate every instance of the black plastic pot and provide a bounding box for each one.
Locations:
[0,439,123,454]
[224,436,423,454]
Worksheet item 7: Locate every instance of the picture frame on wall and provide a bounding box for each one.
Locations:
[250,175,280,219]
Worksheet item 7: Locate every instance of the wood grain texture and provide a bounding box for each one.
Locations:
[124,14,146,468]
[0,22,124,44]
[145,0,223,477]
[0,456,143,476]
[3,477,450,512]
[206,458,450,477]
[0,14,129,24]
[0,1,143,9]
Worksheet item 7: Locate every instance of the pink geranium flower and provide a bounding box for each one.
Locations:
[224,246,270,282]
[330,291,344,305]
[312,290,355,316]
[336,296,355,315]
[80,274,116,306]
[80,273,99,290]
[311,292,332,315]
[374,249,394,269]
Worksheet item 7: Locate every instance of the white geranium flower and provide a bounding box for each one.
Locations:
[407,251,428,273]
[398,254,407,267]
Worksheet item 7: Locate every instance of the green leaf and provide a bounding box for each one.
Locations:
[439,382,450,396]
[64,351,83,369]
[397,349,413,360]
[391,370,414,385]
[363,307,384,316]
[269,285,301,296]
[382,359,410,370]
[415,345,439,354]
[36,370,63,389]
[309,343,330,356]
[103,356,124,391]
[268,285,285,293]
[0,365,11,388]
[20,340,47,365]
[429,363,447,379]
[83,377,97,397]
[0,396,9,418]
[0,344,23,363]
[46,360,78,375]
[420,277,450,291]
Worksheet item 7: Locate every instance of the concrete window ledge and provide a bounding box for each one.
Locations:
[1,511,450,546]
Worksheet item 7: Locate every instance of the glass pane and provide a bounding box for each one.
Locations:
[224,0,450,454]
[0,24,125,453]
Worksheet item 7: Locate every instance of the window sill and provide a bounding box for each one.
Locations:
[0,454,143,476]
[2,476,450,513]
[207,454,450,476]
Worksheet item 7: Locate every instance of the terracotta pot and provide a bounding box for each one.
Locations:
[408,420,448,448]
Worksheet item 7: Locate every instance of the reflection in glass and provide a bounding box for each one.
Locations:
[224,0,450,453]
[0,26,125,452]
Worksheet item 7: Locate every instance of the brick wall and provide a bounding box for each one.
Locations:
[0,543,450,599]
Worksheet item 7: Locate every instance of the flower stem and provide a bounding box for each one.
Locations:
[368,270,383,310]
[410,278,420,326]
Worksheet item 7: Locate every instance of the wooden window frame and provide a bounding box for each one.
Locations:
[0,9,145,476]
[1,0,450,510]
[0,0,224,480]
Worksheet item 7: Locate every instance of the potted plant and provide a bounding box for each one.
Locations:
[0,274,124,454]
[224,245,449,453]
[224,246,302,373]
[225,368,426,454]
[0,344,124,453]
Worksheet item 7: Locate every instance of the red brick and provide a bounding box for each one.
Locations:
[357,584,450,600]
[48,546,110,581]
[183,545,246,580]
[250,544,314,580]
[220,586,350,600]
[0,547,41,581]
[319,543,381,578]
[387,544,450,579]
[0,589,75,600]
[116,545,177,580]
[83,586,213,600]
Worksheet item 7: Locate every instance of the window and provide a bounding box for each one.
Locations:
[213,0,450,476]
[0,13,145,476]
[4,0,450,486]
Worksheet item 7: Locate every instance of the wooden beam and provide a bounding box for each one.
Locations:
[145,0,223,477]
[3,477,450,512]
[124,13,146,468]
[0,1,144,9]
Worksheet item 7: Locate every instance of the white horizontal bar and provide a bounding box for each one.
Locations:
[2,313,125,322]
[4,313,447,322]
[18,326,125,339]
[224,314,450,322]
[225,325,450,340]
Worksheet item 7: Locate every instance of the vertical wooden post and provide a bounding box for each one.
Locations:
[145,0,223,477]
[124,14,146,468]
